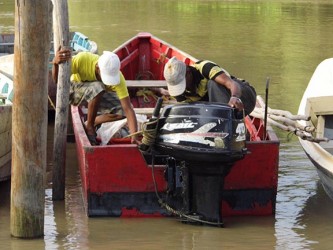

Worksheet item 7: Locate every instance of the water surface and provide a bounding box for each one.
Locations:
[1,0,333,249]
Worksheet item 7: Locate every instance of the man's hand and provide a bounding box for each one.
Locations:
[53,46,72,65]
[229,96,244,111]
[131,135,141,145]
[158,88,170,96]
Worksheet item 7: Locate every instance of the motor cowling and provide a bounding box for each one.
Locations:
[146,102,249,226]
[155,102,247,164]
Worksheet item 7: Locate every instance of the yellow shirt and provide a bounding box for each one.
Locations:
[71,52,129,99]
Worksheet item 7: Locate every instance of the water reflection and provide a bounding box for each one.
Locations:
[44,189,59,250]
[44,143,90,250]
[296,181,333,248]
[1,0,333,249]
[38,141,320,250]
[275,141,319,249]
[0,1,14,33]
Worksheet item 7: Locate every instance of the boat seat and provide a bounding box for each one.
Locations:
[127,80,168,111]
[126,80,167,88]
[133,108,155,115]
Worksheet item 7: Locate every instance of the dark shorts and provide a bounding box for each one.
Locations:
[207,78,257,116]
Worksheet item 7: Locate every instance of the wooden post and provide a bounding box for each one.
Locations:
[10,0,52,238]
[52,0,71,200]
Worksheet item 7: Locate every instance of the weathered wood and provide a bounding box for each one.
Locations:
[10,0,52,238]
[52,0,71,200]
[254,107,310,121]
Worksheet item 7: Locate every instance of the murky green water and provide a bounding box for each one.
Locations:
[1,0,333,249]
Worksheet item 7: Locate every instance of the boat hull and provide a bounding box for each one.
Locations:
[72,105,279,217]
[0,105,11,182]
[71,32,280,218]
[299,139,333,200]
[298,58,333,200]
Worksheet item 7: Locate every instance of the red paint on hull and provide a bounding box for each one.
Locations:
[71,33,280,218]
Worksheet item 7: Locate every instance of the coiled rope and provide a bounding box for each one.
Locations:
[136,89,158,103]
[140,119,159,148]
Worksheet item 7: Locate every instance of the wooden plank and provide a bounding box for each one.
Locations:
[0,130,11,157]
[126,80,167,88]
[316,115,325,139]
[121,49,139,69]
[52,0,71,201]
[133,108,155,115]
[308,96,333,115]
[0,42,15,46]
[0,105,12,133]
[133,100,177,115]
[0,151,11,167]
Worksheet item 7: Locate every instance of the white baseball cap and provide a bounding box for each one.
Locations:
[163,57,186,96]
[98,51,121,85]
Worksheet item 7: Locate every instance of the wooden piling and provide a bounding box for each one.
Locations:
[52,0,71,200]
[10,0,52,238]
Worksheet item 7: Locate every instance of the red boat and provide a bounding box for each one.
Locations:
[71,32,279,224]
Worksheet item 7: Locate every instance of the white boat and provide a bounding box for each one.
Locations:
[0,71,12,181]
[0,33,13,181]
[0,31,97,182]
[0,31,98,109]
[298,58,333,200]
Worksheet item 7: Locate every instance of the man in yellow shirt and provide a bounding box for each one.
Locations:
[52,49,138,145]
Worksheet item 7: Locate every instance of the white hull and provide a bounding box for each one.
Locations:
[0,105,11,181]
[0,70,13,181]
[298,58,333,200]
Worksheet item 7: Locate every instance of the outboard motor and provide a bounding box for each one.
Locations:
[154,102,247,227]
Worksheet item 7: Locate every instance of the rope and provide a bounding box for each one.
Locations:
[124,117,159,145]
[136,89,158,103]
[141,119,159,146]
[48,95,56,110]
[249,106,330,142]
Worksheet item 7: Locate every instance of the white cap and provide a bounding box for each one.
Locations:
[163,57,186,96]
[98,51,121,85]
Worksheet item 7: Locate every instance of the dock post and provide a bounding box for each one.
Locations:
[51,0,71,200]
[10,0,52,238]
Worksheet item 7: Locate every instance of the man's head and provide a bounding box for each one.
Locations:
[98,51,121,85]
[163,57,186,96]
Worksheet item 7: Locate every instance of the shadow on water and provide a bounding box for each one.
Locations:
[295,181,333,248]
